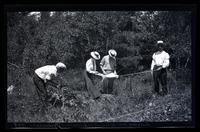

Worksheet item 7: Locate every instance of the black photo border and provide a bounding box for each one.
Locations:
[1,2,198,129]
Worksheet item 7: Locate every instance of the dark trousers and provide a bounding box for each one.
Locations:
[153,67,168,95]
[102,78,115,94]
[33,73,48,107]
[83,70,101,99]
[102,70,115,94]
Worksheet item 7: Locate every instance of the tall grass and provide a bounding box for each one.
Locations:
[7,67,192,122]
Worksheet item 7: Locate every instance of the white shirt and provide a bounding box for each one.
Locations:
[151,51,170,70]
[35,65,57,82]
[100,55,116,71]
[86,58,97,74]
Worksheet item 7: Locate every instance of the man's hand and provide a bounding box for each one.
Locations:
[151,70,153,75]
[93,71,99,74]
[100,66,106,75]
[101,74,106,82]
[102,70,107,75]
[114,70,117,75]
[156,66,162,71]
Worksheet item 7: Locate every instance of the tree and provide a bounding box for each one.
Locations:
[7,11,191,75]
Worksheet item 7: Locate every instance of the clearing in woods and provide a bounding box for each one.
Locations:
[7,68,192,122]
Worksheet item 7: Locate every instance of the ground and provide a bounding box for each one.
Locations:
[7,68,192,124]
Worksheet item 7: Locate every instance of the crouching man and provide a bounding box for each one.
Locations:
[33,62,66,110]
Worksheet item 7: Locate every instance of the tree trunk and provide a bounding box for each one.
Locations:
[106,38,109,52]
[85,32,91,53]
[81,51,85,69]
[177,57,180,69]
[86,33,90,46]
[184,56,190,68]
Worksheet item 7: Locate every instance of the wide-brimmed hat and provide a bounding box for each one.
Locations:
[157,40,164,45]
[56,62,66,69]
[90,51,100,60]
[108,49,117,58]
[157,40,164,43]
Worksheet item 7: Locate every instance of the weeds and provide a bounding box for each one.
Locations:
[7,68,192,122]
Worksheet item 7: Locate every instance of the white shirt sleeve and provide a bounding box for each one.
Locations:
[151,54,155,70]
[35,65,57,81]
[44,67,57,80]
[100,56,105,67]
[46,75,51,80]
[162,53,170,68]
[86,59,96,74]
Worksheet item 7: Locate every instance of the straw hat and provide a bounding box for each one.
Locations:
[56,62,66,69]
[90,51,100,60]
[108,49,117,58]
[157,40,164,46]
[157,40,163,44]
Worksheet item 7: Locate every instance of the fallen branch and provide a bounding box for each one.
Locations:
[184,57,190,68]
[7,62,21,69]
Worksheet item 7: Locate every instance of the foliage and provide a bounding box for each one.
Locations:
[7,11,192,74]
[7,69,192,122]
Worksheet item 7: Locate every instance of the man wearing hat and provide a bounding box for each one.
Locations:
[151,40,170,96]
[84,51,102,99]
[100,49,117,94]
[33,62,66,109]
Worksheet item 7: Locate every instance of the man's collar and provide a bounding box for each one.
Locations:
[155,50,163,55]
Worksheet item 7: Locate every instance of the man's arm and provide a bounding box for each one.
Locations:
[46,80,59,88]
[151,55,155,75]
[86,62,99,74]
[162,53,170,68]
[100,65,106,74]
[89,70,99,74]
[100,57,106,74]
[114,58,117,74]
[46,74,61,89]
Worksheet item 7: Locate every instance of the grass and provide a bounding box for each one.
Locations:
[7,67,192,123]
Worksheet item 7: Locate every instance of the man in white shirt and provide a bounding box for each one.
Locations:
[100,49,117,94]
[33,62,66,108]
[151,40,170,96]
[84,51,101,99]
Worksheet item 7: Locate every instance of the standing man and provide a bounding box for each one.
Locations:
[100,49,117,94]
[84,51,102,100]
[151,40,170,96]
[33,62,66,110]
